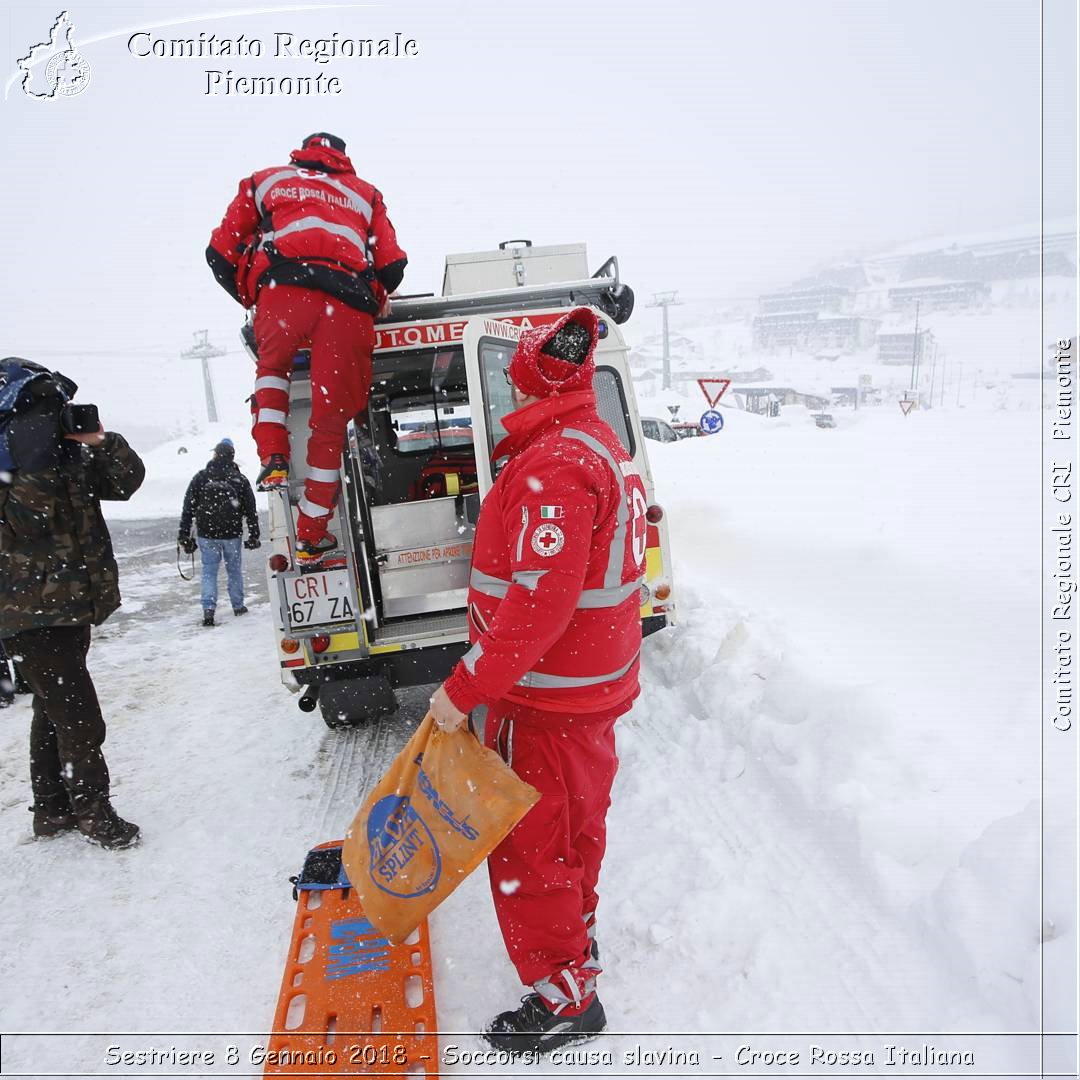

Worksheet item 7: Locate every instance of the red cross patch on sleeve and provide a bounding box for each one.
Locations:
[531,523,565,557]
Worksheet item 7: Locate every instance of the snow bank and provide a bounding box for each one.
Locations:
[639,400,1047,1024]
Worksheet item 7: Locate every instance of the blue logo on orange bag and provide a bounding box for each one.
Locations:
[367,794,441,898]
[325,918,391,980]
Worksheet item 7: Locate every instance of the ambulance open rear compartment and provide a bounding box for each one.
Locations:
[250,242,674,729]
[260,342,479,728]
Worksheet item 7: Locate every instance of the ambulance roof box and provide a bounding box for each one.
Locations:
[441,241,589,296]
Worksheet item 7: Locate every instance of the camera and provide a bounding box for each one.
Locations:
[60,403,100,436]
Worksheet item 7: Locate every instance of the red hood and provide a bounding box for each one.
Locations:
[289,143,355,174]
[507,307,599,399]
[491,388,598,461]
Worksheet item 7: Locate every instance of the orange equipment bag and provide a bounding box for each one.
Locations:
[264,841,439,1076]
[342,713,539,945]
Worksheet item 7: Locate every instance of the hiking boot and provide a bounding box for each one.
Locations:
[30,802,78,839]
[233,606,248,616]
[76,801,140,850]
[202,609,215,627]
[256,454,290,491]
[483,993,607,1057]
[296,533,346,570]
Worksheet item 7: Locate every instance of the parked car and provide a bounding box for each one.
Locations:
[813,413,837,429]
[641,416,679,443]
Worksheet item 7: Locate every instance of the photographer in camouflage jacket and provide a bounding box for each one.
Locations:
[0,358,145,849]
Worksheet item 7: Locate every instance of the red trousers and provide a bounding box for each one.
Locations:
[484,698,626,1008]
[252,285,376,543]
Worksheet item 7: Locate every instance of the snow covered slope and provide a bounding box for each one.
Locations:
[105,424,261,523]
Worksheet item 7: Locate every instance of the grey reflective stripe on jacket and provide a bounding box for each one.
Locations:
[470,568,642,608]
[561,427,629,588]
[254,169,298,214]
[254,168,375,221]
[512,570,547,590]
[260,215,369,260]
[462,641,483,674]
[574,578,642,607]
[470,568,510,599]
[516,653,639,690]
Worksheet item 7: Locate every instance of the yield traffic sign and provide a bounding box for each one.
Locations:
[697,378,731,408]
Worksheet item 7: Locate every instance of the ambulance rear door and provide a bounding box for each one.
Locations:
[460,316,526,498]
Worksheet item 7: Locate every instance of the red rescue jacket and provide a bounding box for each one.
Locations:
[442,388,648,715]
[206,142,407,314]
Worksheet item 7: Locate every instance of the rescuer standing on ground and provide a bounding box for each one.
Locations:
[429,308,648,1054]
[206,132,406,567]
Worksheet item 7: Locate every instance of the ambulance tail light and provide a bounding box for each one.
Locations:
[311,635,331,654]
[281,638,301,655]
[269,554,290,573]
[646,504,664,524]
[652,581,672,602]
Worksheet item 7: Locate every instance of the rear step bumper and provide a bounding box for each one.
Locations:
[292,638,469,691]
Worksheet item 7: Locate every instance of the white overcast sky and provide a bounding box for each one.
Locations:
[1,0,1075,433]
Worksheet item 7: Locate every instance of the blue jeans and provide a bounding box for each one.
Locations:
[197,538,245,613]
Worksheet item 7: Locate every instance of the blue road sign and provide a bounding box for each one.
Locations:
[700,409,724,434]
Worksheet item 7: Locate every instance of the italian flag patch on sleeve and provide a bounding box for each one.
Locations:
[539,505,563,519]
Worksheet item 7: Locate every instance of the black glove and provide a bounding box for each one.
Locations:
[244,536,261,550]
[179,536,197,554]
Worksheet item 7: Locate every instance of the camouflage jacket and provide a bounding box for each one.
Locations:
[0,433,145,636]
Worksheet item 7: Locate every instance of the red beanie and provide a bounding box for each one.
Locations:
[507,307,599,399]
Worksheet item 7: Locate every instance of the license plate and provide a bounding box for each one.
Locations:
[284,569,355,629]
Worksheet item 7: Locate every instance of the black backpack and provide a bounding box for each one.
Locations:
[196,465,245,535]
[0,358,78,475]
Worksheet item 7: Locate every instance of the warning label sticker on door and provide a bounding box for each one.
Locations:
[389,542,473,568]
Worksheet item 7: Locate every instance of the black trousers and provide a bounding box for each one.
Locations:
[4,625,110,815]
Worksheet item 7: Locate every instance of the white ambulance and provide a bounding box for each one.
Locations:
[243,241,676,727]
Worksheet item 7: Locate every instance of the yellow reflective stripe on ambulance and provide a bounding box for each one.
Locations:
[640,545,664,618]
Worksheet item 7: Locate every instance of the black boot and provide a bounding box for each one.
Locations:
[295,533,345,570]
[30,801,78,839]
[76,801,140,850]
[256,454,289,492]
[202,609,215,627]
[483,993,607,1056]
[233,606,248,616]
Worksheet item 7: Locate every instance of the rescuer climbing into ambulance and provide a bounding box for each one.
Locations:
[206,131,407,567]
[429,307,647,1054]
